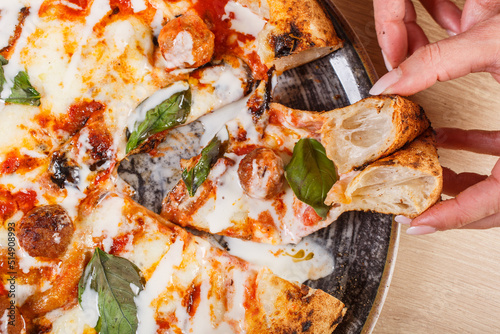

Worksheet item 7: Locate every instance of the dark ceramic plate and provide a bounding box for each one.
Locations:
[118,2,399,333]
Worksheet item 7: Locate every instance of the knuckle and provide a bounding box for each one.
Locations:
[418,43,453,82]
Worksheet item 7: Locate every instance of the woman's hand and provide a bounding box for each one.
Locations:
[370,0,500,96]
[397,128,500,234]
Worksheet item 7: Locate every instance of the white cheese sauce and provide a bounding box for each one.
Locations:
[135,239,185,334]
[163,31,195,69]
[222,1,267,37]
[224,237,335,283]
[0,0,43,99]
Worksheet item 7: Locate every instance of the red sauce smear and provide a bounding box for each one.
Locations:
[192,0,268,79]
[0,188,37,221]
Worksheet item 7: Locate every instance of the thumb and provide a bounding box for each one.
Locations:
[370,15,500,96]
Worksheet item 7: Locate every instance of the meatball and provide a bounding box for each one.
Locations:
[158,14,215,69]
[16,205,74,258]
[238,148,285,199]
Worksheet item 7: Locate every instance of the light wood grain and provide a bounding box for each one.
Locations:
[330,0,500,333]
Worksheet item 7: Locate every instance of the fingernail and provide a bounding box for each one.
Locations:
[394,215,412,225]
[369,68,402,95]
[446,29,457,37]
[381,50,393,71]
[406,225,437,235]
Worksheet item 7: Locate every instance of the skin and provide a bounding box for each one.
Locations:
[372,0,500,232]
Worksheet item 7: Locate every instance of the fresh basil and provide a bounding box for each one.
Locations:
[285,138,337,219]
[0,55,7,91]
[4,70,41,106]
[126,88,191,153]
[78,248,144,334]
[182,136,225,196]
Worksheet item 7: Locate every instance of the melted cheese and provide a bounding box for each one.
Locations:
[225,237,334,283]
[0,1,25,49]
[222,1,267,37]
[163,31,195,69]
[135,239,185,333]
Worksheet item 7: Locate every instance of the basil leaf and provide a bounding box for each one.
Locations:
[4,71,41,106]
[0,55,8,91]
[126,88,191,153]
[78,248,144,334]
[285,138,337,219]
[182,136,225,196]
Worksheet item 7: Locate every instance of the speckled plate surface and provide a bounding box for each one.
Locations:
[118,2,399,333]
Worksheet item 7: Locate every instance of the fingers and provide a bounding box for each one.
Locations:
[410,159,500,231]
[435,128,500,156]
[462,0,500,31]
[374,0,409,69]
[405,0,430,55]
[419,0,462,34]
[442,167,488,197]
[458,212,500,229]
[369,15,500,96]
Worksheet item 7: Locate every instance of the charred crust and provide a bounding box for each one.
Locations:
[301,320,312,332]
[272,23,303,58]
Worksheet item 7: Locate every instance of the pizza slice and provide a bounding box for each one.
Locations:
[161,95,442,244]
[2,190,345,333]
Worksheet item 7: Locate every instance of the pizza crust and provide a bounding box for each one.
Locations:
[258,0,343,72]
[326,130,443,218]
[320,95,430,174]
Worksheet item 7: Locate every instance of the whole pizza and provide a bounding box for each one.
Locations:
[0,0,442,333]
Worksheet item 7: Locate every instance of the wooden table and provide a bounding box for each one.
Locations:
[330,0,500,332]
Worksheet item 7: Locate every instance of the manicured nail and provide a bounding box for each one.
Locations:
[446,29,457,37]
[369,68,402,95]
[381,50,393,71]
[394,215,412,225]
[406,225,437,235]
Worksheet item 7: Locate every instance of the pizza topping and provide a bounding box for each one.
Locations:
[16,204,74,258]
[3,70,40,106]
[126,82,191,153]
[78,248,144,334]
[0,55,7,90]
[221,1,266,37]
[48,151,80,189]
[237,147,284,199]
[158,14,215,70]
[182,135,226,196]
[285,138,337,219]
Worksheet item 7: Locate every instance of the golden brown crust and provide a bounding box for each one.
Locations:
[251,268,346,333]
[258,0,343,72]
[326,130,443,218]
[321,95,430,174]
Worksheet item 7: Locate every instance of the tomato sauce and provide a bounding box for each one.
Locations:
[0,149,43,175]
[192,0,268,80]
[0,188,38,221]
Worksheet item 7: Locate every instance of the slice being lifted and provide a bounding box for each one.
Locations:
[161,95,442,244]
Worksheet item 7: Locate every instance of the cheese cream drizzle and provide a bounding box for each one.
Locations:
[135,239,185,334]
[0,0,43,100]
[62,0,111,92]
[222,1,267,37]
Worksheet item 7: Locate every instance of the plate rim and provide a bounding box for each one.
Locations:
[321,1,402,332]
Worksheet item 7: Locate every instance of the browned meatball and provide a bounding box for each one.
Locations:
[16,205,74,258]
[158,14,215,69]
[0,296,25,333]
[238,148,285,199]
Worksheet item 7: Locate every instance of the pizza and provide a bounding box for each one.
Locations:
[0,0,357,332]
[161,95,442,244]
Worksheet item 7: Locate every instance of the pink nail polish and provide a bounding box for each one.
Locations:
[394,215,412,225]
[406,225,437,235]
[381,50,393,71]
[369,68,402,95]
